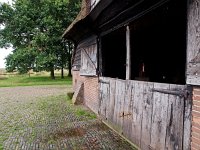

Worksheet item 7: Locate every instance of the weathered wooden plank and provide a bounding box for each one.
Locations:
[98,77,103,116]
[107,78,116,121]
[104,79,110,118]
[80,43,97,76]
[140,82,154,150]
[122,80,134,139]
[113,80,119,126]
[115,79,126,133]
[150,83,169,149]
[126,25,131,80]
[131,81,144,147]
[165,84,184,150]
[183,86,192,150]
[99,78,189,150]
[99,77,110,118]
[187,0,200,85]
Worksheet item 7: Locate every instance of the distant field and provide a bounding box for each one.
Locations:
[0,69,72,87]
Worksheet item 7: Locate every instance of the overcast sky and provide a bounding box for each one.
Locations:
[0,0,13,68]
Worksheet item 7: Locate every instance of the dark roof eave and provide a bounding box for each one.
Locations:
[62,0,114,42]
[62,16,91,43]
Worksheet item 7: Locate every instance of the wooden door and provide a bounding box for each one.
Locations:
[99,77,192,150]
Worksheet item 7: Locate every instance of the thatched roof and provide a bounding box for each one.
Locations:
[62,0,90,38]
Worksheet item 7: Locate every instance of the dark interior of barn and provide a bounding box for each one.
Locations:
[101,27,126,80]
[101,0,186,84]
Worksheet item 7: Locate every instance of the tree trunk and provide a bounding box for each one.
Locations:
[61,67,64,79]
[67,41,72,77]
[68,60,72,77]
[50,68,55,79]
[28,70,31,77]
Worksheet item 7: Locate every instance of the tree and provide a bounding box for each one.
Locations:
[5,47,37,74]
[0,0,81,78]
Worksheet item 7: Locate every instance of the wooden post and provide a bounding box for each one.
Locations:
[126,25,131,80]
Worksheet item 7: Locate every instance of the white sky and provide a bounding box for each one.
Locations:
[0,0,13,68]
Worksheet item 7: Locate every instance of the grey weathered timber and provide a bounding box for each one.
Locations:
[183,86,192,150]
[164,84,184,150]
[187,0,200,85]
[78,36,97,76]
[99,77,191,150]
[126,25,131,80]
[150,83,169,149]
[122,80,134,139]
[132,81,143,146]
[115,79,126,133]
[140,82,154,150]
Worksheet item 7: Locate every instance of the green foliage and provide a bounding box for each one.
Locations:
[0,0,81,78]
[6,47,37,74]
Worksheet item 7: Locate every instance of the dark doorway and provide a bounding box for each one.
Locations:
[101,27,126,80]
[130,0,187,84]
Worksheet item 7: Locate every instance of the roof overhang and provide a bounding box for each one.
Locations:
[62,0,114,43]
[62,0,170,43]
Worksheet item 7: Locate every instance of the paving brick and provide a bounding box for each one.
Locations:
[0,85,137,150]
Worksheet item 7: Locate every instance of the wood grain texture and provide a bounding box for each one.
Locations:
[183,86,192,150]
[150,83,169,149]
[140,82,154,150]
[187,0,200,85]
[165,84,184,150]
[98,78,189,149]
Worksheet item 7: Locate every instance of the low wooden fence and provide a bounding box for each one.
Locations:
[99,77,191,150]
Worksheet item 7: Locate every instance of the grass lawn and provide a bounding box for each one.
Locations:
[0,70,72,87]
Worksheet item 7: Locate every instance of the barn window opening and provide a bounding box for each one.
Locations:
[130,0,186,84]
[101,27,126,80]
[100,0,186,84]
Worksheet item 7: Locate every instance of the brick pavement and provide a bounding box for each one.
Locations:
[0,85,137,150]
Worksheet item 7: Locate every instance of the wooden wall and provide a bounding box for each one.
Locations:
[187,0,200,85]
[79,36,98,76]
[99,77,192,150]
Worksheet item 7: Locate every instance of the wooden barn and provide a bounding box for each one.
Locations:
[62,0,200,149]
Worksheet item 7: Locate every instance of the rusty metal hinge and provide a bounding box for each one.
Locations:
[151,88,190,98]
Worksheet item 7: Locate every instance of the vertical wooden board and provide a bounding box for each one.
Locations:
[80,43,97,76]
[115,79,126,131]
[140,82,154,150]
[107,79,116,121]
[183,86,192,150]
[99,78,104,116]
[165,84,184,150]
[103,78,110,119]
[187,0,200,85]
[131,81,144,147]
[150,83,169,150]
[105,80,110,120]
[100,80,105,117]
[98,78,103,115]
[122,80,134,139]
[112,80,119,124]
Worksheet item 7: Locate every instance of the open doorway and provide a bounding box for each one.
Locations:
[101,27,126,80]
[100,0,187,84]
[130,0,186,84]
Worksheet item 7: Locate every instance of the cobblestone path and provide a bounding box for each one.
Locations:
[0,85,137,150]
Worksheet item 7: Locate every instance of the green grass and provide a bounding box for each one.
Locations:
[76,109,97,120]
[0,74,72,87]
